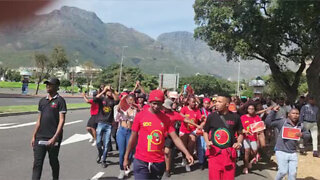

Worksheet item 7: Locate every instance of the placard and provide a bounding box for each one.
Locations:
[282,127,301,141]
[250,121,266,133]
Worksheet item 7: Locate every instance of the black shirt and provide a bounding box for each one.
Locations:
[204,111,243,149]
[96,96,119,124]
[36,94,67,142]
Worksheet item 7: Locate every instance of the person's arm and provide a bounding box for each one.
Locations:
[233,133,244,149]
[112,90,119,101]
[123,131,138,170]
[82,92,90,103]
[31,114,41,147]
[203,131,213,149]
[265,106,283,130]
[169,131,194,165]
[96,86,108,98]
[183,118,200,129]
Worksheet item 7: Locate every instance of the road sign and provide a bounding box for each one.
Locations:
[159,73,179,91]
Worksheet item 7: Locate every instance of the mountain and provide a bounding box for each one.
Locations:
[157,31,269,80]
[0,6,269,79]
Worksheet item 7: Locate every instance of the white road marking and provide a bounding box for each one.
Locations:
[65,120,83,125]
[0,121,36,129]
[90,172,104,180]
[0,123,17,127]
[0,120,83,130]
[61,133,91,146]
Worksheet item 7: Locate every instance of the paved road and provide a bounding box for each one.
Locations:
[0,97,84,106]
[0,110,276,180]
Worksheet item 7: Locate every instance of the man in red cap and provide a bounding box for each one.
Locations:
[123,90,194,180]
[203,95,243,180]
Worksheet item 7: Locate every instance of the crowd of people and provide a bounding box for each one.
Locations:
[31,78,319,180]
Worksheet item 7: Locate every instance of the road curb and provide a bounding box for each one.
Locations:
[0,107,89,117]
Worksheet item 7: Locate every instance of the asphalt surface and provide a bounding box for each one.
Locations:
[0,109,276,180]
[0,97,84,106]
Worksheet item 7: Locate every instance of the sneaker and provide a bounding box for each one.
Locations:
[200,163,205,170]
[124,169,131,176]
[91,140,96,146]
[102,161,108,168]
[118,170,125,179]
[163,171,171,178]
[89,138,94,143]
[181,158,186,166]
[313,151,319,158]
[300,149,307,155]
[243,168,249,174]
[185,164,191,172]
[96,156,101,164]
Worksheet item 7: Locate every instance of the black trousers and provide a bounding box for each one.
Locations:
[32,143,60,180]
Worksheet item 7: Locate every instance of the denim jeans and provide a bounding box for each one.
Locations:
[275,151,298,180]
[197,136,207,164]
[32,142,60,180]
[96,122,112,162]
[116,126,133,170]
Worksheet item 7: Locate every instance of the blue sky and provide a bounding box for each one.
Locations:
[40,0,196,39]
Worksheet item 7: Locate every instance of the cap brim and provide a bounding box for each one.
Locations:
[44,81,50,84]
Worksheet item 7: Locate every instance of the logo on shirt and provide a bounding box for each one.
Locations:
[226,120,235,126]
[213,128,230,147]
[51,102,57,108]
[103,106,111,113]
[147,130,163,152]
[143,122,152,127]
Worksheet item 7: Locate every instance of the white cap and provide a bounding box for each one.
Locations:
[168,91,178,99]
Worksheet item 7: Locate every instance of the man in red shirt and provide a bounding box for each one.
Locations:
[203,95,243,180]
[123,90,193,180]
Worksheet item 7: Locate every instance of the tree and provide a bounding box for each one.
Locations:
[193,0,312,103]
[34,53,52,95]
[51,46,69,74]
[179,75,235,96]
[75,77,86,92]
[5,69,20,82]
[60,79,71,90]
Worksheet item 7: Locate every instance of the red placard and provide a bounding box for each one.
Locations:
[250,121,266,133]
[282,127,301,141]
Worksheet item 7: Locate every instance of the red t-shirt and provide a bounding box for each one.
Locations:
[240,115,261,141]
[132,109,175,163]
[179,106,202,134]
[165,111,184,122]
[88,99,99,115]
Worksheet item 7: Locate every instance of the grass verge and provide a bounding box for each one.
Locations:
[0,103,89,114]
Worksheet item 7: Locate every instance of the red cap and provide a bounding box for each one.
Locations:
[203,98,211,103]
[148,90,164,103]
[119,92,128,99]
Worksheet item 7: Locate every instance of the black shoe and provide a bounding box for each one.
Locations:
[313,151,319,158]
[200,164,205,170]
[164,171,171,178]
[96,156,101,164]
[101,161,108,168]
[300,149,307,155]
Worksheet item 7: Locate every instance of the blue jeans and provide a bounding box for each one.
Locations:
[116,126,133,170]
[275,151,298,180]
[197,136,207,164]
[96,122,112,162]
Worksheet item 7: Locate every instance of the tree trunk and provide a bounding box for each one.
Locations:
[306,53,320,127]
[35,76,41,95]
[268,59,305,104]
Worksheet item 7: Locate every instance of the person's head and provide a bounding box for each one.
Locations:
[163,98,173,113]
[44,78,60,94]
[299,96,306,104]
[188,96,197,109]
[215,95,231,113]
[127,94,136,106]
[307,96,316,106]
[203,98,211,109]
[137,93,146,104]
[277,97,285,106]
[247,104,256,116]
[106,89,112,97]
[148,90,164,113]
[288,108,300,123]
[168,91,178,102]
[172,102,178,111]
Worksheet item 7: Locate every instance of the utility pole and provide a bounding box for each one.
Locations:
[118,46,128,92]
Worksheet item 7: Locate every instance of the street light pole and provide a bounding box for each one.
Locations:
[118,46,128,92]
[237,61,241,97]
